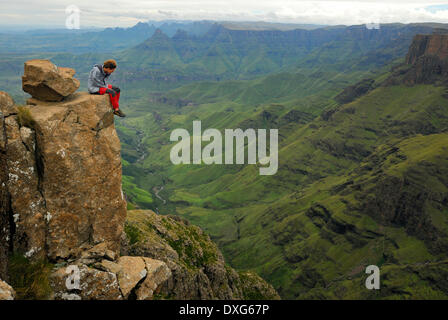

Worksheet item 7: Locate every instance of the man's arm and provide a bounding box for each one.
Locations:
[87,68,103,93]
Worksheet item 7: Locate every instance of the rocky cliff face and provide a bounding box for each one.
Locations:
[1,90,126,265]
[388,33,448,85]
[405,34,448,65]
[0,60,278,300]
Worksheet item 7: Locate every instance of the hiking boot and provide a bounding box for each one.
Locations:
[113,109,126,117]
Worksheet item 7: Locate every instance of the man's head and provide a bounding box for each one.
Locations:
[103,59,117,74]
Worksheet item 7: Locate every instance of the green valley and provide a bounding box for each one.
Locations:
[113,28,448,298]
[1,21,448,299]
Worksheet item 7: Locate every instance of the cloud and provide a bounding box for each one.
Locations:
[426,4,448,13]
[0,0,448,28]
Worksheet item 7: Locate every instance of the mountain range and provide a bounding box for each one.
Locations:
[115,25,448,299]
[0,20,448,299]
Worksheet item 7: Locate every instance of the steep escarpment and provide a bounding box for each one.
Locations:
[405,34,448,65]
[334,32,448,106]
[388,33,448,85]
[0,60,278,300]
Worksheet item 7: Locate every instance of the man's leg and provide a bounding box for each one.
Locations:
[98,85,125,117]
[99,85,119,110]
[111,86,120,94]
[107,84,120,110]
[110,86,125,117]
[111,86,121,110]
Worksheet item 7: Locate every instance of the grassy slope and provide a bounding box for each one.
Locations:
[119,74,448,298]
[116,64,386,210]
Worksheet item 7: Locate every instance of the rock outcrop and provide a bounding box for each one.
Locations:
[1,60,142,299]
[49,248,172,300]
[1,91,126,262]
[335,78,375,104]
[122,210,280,300]
[387,33,448,85]
[22,60,80,102]
[406,34,448,65]
[0,60,279,300]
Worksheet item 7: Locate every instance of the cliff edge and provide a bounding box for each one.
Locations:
[0,60,279,300]
[387,33,448,85]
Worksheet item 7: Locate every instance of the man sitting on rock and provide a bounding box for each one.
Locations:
[88,59,126,117]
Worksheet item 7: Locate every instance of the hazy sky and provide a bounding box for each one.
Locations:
[1,0,448,28]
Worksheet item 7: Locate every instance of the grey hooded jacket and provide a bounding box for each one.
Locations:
[87,64,111,93]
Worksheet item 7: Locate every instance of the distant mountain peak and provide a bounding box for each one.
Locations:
[133,27,174,51]
[131,21,150,30]
[172,28,190,39]
[149,28,171,40]
[200,23,229,40]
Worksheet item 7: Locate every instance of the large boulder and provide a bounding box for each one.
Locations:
[113,256,147,299]
[31,92,125,260]
[96,256,171,299]
[22,59,80,102]
[50,264,122,300]
[136,257,172,300]
[50,256,171,300]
